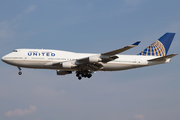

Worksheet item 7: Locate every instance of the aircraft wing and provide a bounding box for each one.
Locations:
[100,41,140,62]
[75,41,141,64]
[52,41,141,71]
[51,60,103,71]
[75,56,103,71]
[101,41,141,56]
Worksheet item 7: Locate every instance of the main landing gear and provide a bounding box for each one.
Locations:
[18,67,22,75]
[76,71,92,80]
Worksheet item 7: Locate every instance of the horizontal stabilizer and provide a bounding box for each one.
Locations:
[148,53,178,61]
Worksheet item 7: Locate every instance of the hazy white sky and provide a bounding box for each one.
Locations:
[0,0,180,120]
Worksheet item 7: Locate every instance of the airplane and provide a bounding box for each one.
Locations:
[1,33,178,80]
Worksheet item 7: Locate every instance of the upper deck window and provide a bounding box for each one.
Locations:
[13,50,18,52]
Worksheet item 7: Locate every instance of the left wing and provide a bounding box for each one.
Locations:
[51,41,141,71]
[75,41,141,64]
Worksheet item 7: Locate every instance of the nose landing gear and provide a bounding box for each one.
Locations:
[18,67,22,75]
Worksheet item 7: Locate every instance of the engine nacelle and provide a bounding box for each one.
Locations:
[62,62,73,69]
[57,70,72,75]
[89,56,101,63]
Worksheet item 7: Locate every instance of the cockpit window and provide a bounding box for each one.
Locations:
[13,50,18,52]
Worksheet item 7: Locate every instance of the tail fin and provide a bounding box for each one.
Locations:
[138,33,175,56]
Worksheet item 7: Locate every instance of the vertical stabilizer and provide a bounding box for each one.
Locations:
[138,33,175,56]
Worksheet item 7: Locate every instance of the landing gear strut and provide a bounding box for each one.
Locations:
[18,67,22,75]
[76,71,92,80]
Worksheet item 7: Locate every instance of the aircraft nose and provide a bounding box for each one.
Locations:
[1,54,15,65]
[1,55,12,64]
[1,55,10,63]
[1,56,6,62]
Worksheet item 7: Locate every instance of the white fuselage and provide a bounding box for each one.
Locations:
[1,49,170,71]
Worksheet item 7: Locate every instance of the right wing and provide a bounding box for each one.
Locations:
[101,41,141,56]
[74,41,141,71]
[50,41,141,71]
[100,41,141,62]
[75,41,141,64]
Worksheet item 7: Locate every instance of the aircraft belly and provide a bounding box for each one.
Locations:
[102,63,137,71]
[8,60,52,69]
[12,60,77,70]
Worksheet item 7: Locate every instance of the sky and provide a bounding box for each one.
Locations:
[0,0,180,120]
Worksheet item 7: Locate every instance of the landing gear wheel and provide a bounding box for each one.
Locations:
[76,73,80,77]
[76,71,93,80]
[18,67,22,75]
[18,71,22,75]
[87,74,92,78]
[78,77,82,80]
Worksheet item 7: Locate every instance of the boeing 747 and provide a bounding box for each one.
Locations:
[1,33,177,80]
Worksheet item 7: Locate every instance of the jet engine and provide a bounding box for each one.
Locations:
[88,56,101,63]
[61,62,76,69]
[56,70,72,75]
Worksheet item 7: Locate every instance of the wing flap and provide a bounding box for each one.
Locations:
[101,55,119,63]
[75,57,89,65]
[86,63,103,71]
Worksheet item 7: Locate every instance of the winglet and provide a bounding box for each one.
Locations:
[132,41,141,46]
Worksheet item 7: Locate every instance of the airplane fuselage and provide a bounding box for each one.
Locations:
[1,33,177,80]
[2,49,170,72]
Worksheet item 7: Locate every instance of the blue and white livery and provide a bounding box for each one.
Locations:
[1,33,178,80]
[138,33,175,56]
